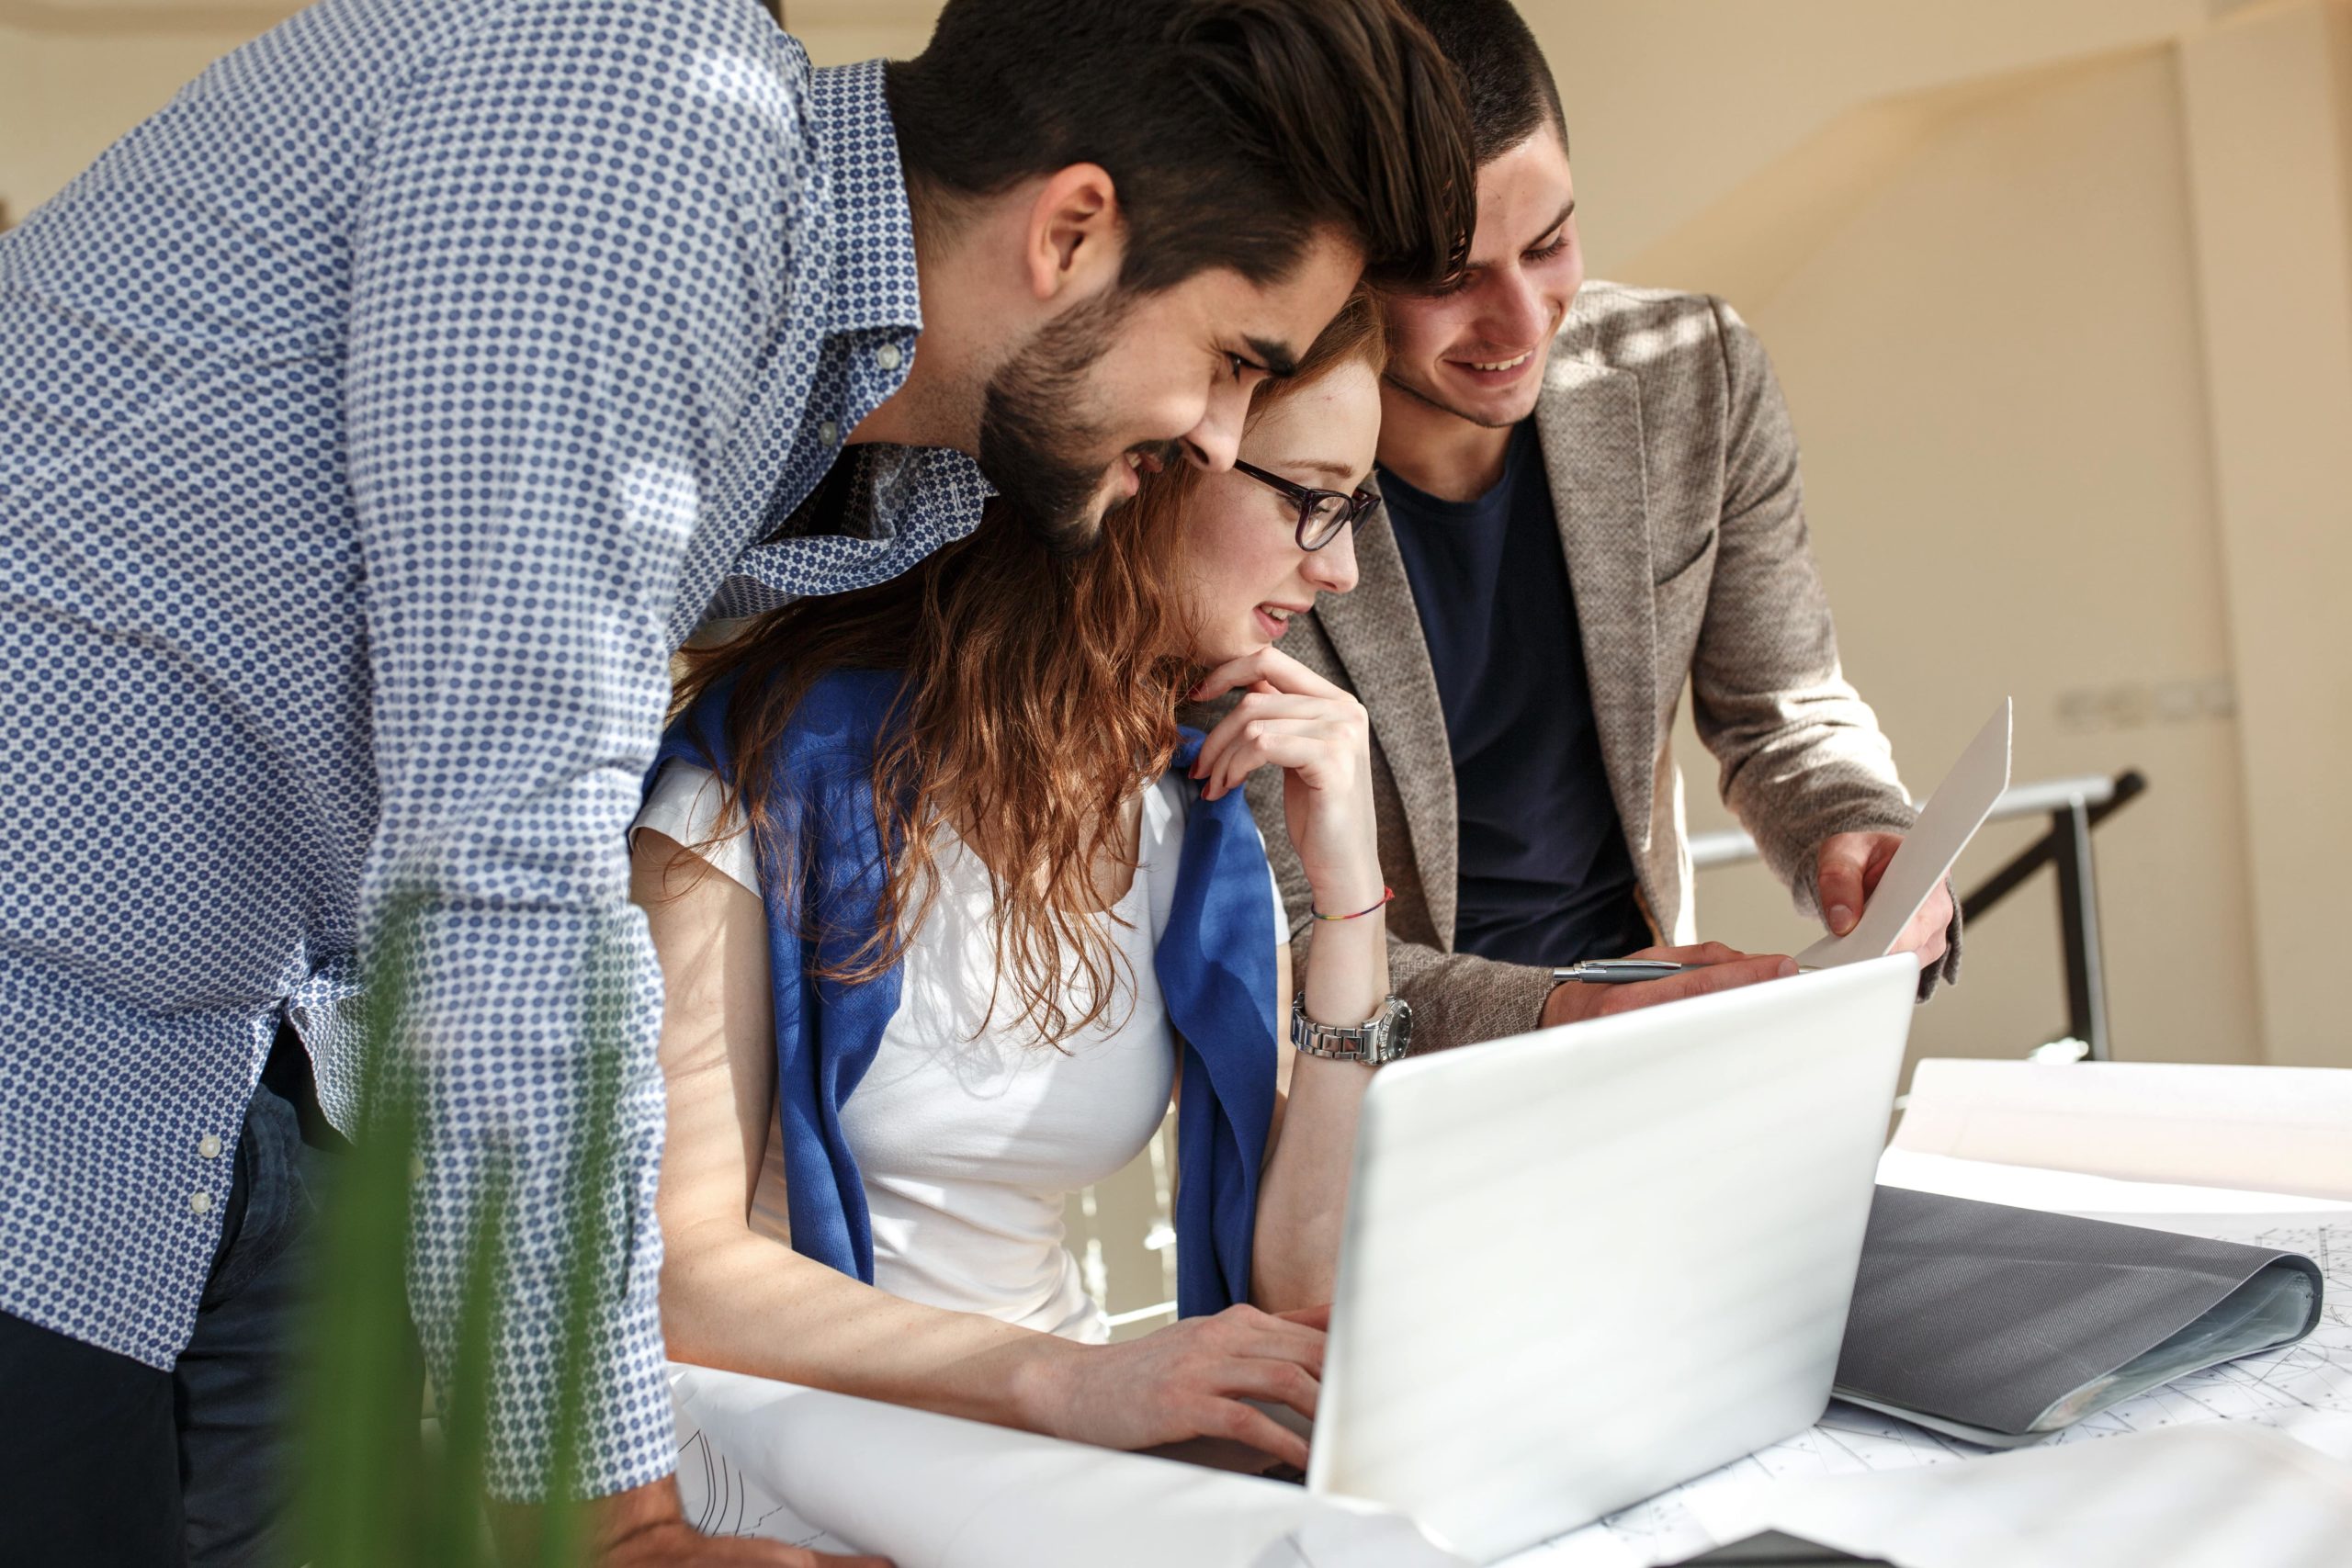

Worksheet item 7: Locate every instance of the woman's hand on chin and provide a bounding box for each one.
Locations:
[1187,648,1381,908]
[1013,1303,1326,1469]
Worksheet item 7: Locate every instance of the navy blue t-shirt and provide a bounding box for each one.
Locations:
[1382,421,1652,966]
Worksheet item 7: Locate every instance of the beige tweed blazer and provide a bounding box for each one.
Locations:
[1204,283,1953,1053]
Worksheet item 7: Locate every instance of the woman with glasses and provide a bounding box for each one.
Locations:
[631,295,1397,1472]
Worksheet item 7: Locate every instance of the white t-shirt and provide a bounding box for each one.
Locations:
[635,761,1280,1342]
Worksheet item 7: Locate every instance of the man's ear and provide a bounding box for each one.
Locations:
[1023,163,1124,304]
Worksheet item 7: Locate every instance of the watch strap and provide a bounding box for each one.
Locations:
[1290,992,1413,1064]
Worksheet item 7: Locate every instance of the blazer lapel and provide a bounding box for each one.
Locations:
[1315,501,1462,947]
[1534,349,1660,868]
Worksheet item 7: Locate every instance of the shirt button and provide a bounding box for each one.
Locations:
[817,419,840,446]
[874,343,903,372]
[198,1134,222,1159]
[189,1190,214,1215]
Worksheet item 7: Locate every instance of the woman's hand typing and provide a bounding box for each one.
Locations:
[1018,1303,1328,1470]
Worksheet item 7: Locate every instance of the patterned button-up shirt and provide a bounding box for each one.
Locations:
[0,0,986,1497]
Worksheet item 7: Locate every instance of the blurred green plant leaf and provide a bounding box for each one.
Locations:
[286,907,628,1568]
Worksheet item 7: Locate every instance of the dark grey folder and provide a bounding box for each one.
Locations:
[1832,1186,2324,1447]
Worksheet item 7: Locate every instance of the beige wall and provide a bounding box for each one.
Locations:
[6,1,2344,1076]
[1532,0,2211,274]
[1651,45,2266,1077]
[2177,1,2352,1067]
[1599,1,2351,1077]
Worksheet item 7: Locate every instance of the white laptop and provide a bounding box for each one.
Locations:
[1304,953,1919,1562]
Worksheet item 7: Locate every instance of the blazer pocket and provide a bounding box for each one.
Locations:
[1652,529,1719,591]
[1651,531,1719,650]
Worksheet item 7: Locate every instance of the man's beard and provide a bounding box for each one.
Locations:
[978,290,1138,555]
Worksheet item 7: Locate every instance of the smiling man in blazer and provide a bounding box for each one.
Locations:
[1231,0,1962,1053]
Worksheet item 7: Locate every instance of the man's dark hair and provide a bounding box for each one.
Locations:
[886,0,1474,294]
[1396,0,1566,165]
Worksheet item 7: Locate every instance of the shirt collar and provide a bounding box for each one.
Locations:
[808,60,924,339]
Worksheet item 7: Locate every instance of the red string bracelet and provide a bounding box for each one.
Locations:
[1309,886,1395,922]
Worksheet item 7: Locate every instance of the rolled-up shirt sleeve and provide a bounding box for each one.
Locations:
[340,6,779,1499]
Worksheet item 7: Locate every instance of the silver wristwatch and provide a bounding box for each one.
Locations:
[1290,992,1415,1065]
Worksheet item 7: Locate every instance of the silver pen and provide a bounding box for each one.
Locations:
[1549,959,1696,985]
[1552,957,1816,985]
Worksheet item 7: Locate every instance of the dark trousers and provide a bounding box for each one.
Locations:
[0,1029,343,1567]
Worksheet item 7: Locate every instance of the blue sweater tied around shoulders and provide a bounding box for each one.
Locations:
[652,669,1279,1317]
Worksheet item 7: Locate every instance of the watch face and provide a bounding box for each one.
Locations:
[1385,998,1415,1060]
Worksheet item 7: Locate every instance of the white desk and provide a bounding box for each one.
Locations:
[672,1061,2352,1568]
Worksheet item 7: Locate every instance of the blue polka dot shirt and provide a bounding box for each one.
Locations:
[0,0,987,1498]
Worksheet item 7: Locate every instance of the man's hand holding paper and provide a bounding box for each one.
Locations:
[1816,830,1957,969]
[1798,700,2012,974]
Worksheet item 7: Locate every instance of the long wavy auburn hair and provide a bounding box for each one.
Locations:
[671,291,1386,1044]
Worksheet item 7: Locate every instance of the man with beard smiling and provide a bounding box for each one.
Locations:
[1235,0,1962,1057]
[0,0,1474,1562]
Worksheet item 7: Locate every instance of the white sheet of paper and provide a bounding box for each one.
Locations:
[671,1365,863,1553]
[1699,1423,2352,1568]
[1873,1146,2352,1219]
[1796,698,2011,968]
[1891,1057,2352,1201]
[668,1363,1467,1568]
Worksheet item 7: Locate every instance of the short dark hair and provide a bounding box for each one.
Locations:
[1396,0,1566,165]
[885,0,1474,294]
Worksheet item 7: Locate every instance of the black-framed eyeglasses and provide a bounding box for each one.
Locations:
[1232,459,1381,551]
